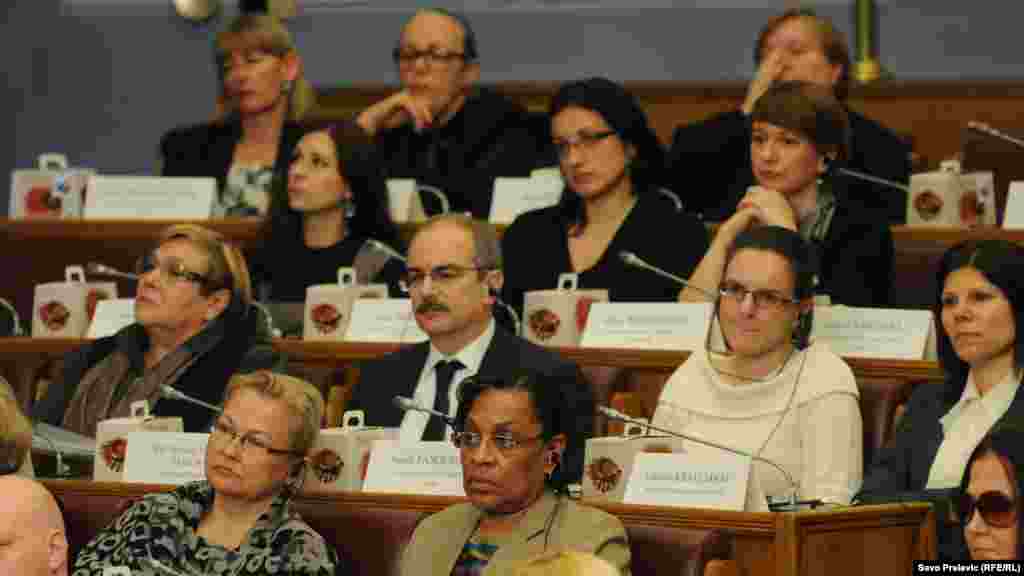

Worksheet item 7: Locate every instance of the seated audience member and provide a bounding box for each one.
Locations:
[355,8,552,217]
[248,120,405,303]
[347,214,593,484]
[679,80,892,307]
[859,239,1024,559]
[34,225,280,436]
[0,376,34,476]
[160,14,315,216]
[72,371,339,575]
[655,226,862,510]
[401,373,630,576]
[501,77,708,314]
[0,476,69,575]
[667,9,910,223]
[514,549,621,576]
[958,427,1024,561]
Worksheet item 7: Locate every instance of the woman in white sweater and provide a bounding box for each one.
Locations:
[652,225,861,510]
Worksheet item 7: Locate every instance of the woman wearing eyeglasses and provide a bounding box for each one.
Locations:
[501,77,708,317]
[858,239,1024,560]
[958,427,1024,560]
[160,14,315,217]
[401,371,630,576]
[653,226,862,510]
[72,371,339,575]
[34,224,280,437]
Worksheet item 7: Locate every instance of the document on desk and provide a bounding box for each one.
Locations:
[33,423,95,459]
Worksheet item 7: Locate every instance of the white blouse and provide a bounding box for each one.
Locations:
[652,343,863,511]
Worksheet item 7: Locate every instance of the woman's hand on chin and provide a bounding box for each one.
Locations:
[737,186,798,231]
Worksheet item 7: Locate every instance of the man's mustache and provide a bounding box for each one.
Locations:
[416,299,449,314]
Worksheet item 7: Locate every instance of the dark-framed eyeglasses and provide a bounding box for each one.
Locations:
[209,418,299,458]
[135,252,209,286]
[718,280,799,310]
[451,430,545,452]
[959,490,1018,528]
[552,130,617,158]
[401,264,487,291]
[392,47,467,66]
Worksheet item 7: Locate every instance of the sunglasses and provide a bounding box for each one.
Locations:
[959,491,1018,528]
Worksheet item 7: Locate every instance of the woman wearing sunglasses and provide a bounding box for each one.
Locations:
[959,427,1024,560]
[34,224,281,437]
[653,225,862,510]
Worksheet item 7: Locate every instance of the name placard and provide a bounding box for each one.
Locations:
[386,179,427,223]
[345,299,428,343]
[623,446,750,511]
[489,177,564,224]
[84,175,215,219]
[362,440,464,496]
[810,306,935,360]
[86,298,135,339]
[579,303,712,350]
[121,432,208,485]
[1004,181,1024,229]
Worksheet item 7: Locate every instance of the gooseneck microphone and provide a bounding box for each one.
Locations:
[366,239,408,264]
[160,385,223,414]
[831,164,911,193]
[967,120,1024,150]
[618,251,717,301]
[598,405,822,511]
[86,262,139,281]
[31,425,71,478]
[393,395,456,429]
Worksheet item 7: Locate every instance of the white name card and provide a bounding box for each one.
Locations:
[84,175,215,219]
[488,177,564,224]
[579,303,713,351]
[121,432,208,485]
[362,440,465,496]
[86,298,136,339]
[623,447,750,511]
[345,299,429,343]
[386,179,429,223]
[810,306,935,360]
[1004,181,1024,229]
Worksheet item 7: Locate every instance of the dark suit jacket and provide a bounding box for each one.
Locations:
[348,326,593,484]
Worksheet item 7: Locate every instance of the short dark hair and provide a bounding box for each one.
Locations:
[935,240,1024,404]
[959,425,1024,560]
[750,80,850,163]
[754,9,851,101]
[455,371,573,493]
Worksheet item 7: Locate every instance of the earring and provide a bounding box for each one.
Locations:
[281,79,294,95]
[342,197,356,219]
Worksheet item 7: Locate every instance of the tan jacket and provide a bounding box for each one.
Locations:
[400,491,630,576]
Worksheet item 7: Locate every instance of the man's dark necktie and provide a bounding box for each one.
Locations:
[422,359,464,441]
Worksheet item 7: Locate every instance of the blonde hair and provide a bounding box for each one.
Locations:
[514,549,621,576]
[0,377,32,472]
[222,371,323,455]
[157,224,253,309]
[214,14,316,121]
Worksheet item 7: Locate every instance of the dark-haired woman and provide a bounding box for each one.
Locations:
[959,427,1024,561]
[654,226,862,510]
[400,372,630,576]
[501,77,708,315]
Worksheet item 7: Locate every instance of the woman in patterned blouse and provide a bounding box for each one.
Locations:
[71,371,339,576]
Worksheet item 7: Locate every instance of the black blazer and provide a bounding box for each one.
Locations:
[348,326,593,484]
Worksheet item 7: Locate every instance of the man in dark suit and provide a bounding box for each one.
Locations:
[347,214,593,484]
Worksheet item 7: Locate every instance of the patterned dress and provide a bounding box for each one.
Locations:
[71,481,339,576]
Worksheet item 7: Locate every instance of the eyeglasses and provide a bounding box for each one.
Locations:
[959,490,1018,528]
[392,47,466,66]
[210,418,297,458]
[401,264,487,291]
[719,280,798,310]
[552,130,617,158]
[136,252,209,286]
[451,430,545,452]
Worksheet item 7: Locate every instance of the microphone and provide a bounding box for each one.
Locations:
[31,426,70,478]
[832,165,910,193]
[966,120,1024,150]
[160,385,223,414]
[0,297,22,336]
[392,395,456,429]
[597,405,822,511]
[366,239,408,263]
[86,262,138,281]
[618,251,717,301]
[417,184,451,214]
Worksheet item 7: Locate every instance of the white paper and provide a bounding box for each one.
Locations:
[121,432,208,485]
[345,299,428,343]
[623,448,751,511]
[362,440,465,496]
[87,298,136,339]
[1004,181,1024,229]
[488,177,564,224]
[84,175,215,220]
[386,178,430,223]
[579,303,713,350]
[810,306,933,360]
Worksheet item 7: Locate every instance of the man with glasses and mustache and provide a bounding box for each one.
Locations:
[348,214,593,484]
[355,8,553,217]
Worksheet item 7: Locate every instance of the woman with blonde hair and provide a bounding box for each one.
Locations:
[160,13,316,216]
[35,224,281,436]
[0,376,34,476]
[515,549,621,576]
